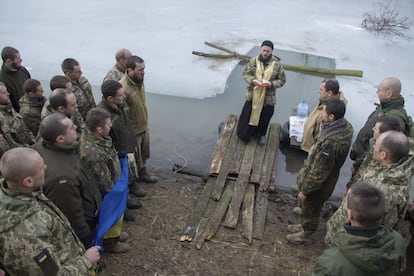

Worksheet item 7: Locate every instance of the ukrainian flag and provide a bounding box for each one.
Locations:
[94,153,129,249]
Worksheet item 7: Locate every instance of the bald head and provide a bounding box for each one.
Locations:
[115,48,132,62]
[376,77,402,102]
[0,148,44,189]
[374,130,409,164]
[115,49,132,72]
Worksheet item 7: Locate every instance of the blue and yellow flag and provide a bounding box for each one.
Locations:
[94,154,129,249]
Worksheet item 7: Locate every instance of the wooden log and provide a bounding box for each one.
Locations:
[252,190,269,240]
[241,183,255,243]
[199,42,363,78]
[192,51,235,59]
[195,181,236,249]
[282,64,363,78]
[204,42,251,61]
[223,140,257,228]
[180,177,217,241]
[209,114,237,175]
[259,123,280,191]
[211,121,239,200]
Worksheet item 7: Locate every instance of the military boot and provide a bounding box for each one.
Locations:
[104,242,131,254]
[138,168,158,183]
[293,207,302,216]
[287,224,303,233]
[286,228,308,244]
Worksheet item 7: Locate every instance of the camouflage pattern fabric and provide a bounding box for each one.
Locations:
[0,104,34,149]
[71,76,96,120]
[40,100,85,135]
[325,137,414,245]
[242,55,286,106]
[79,131,121,193]
[19,94,46,136]
[0,179,92,275]
[102,65,124,83]
[297,118,353,233]
[350,96,409,163]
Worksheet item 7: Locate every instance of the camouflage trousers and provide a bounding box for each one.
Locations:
[301,192,327,235]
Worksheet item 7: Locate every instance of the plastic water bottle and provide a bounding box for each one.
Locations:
[297,99,308,118]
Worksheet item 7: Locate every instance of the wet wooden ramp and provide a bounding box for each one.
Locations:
[180,114,281,248]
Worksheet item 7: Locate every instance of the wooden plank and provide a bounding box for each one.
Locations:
[252,190,269,240]
[223,140,257,228]
[228,138,246,175]
[195,181,235,249]
[250,136,267,184]
[180,177,217,241]
[268,141,280,193]
[209,114,237,175]
[259,123,280,192]
[253,124,280,240]
[241,183,255,243]
[211,124,239,201]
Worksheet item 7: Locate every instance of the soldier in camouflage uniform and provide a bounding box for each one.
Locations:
[286,99,353,243]
[102,48,132,83]
[34,113,102,248]
[48,88,84,135]
[61,58,96,120]
[79,107,130,253]
[0,147,100,275]
[19,79,46,136]
[350,77,410,173]
[41,75,86,133]
[98,80,146,221]
[325,131,413,245]
[0,82,35,151]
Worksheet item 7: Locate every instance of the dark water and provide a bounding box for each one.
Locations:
[145,48,354,198]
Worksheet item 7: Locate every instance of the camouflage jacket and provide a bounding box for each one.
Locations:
[41,100,85,135]
[297,118,353,199]
[350,96,409,163]
[119,74,148,134]
[71,76,96,120]
[19,94,46,136]
[0,103,35,150]
[97,98,136,153]
[242,55,286,106]
[0,179,92,275]
[33,141,102,248]
[79,131,121,193]
[326,137,414,245]
[102,65,124,83]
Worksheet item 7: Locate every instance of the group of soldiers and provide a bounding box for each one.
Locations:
[0,46,158,274]
[285,77,413,274]
[237,41,413,274]
[1,41,414,274]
